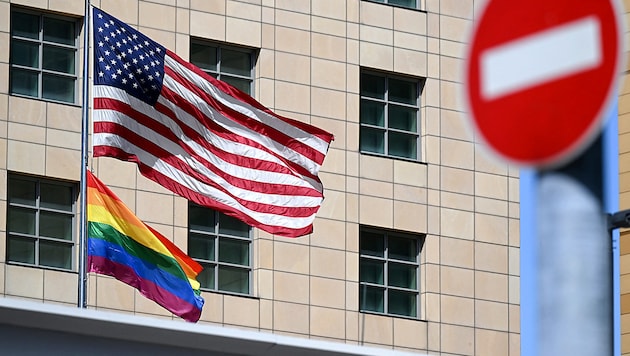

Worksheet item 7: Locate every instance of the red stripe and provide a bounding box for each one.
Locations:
[88,255,202,322]
[164,60,328,166]
[153,90,321,183]
[97,97,302,180]
[167,50,334,145]
[92,147,315,237]
[93,122,321,217]
[94,98,322,198]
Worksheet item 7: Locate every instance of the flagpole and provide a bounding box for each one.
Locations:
[78,0,90,309]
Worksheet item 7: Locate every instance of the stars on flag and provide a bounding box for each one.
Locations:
[93,11,166,105]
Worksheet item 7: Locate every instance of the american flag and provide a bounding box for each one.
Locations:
[92,8,334,237]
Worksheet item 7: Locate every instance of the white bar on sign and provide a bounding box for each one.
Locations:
[480,16,601,100]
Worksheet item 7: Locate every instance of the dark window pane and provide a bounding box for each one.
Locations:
[39,240,72,269]
[12,12,40,39]
[10,69,38,97]
[43,17,75,46]
[388,105,417,132]
[190,43,217,71]
[197,262,215,289]
[40,211,73,240]
[221,49,251,77]
[388,290,417,317]
[389,78,417,105]
[388,262,417,289]
[8,207,36,235]
[360,126,385,154]
[42,74,74,103]
[218,213,249,237]
[218,266,249,293]
[11,40,39,68]
[189,205,216,232]
[360,231,384,257]
[43,45,75,73]
[41,183,73,211]
[360,285,384,313]
[221,77,252,95]
[9,178,36,206]
[188,233,215,261]
[7,236,35,264]
[361,73,385,99]
[388,0,417,9]
[218,238,249,265]
[388,131,417,159]
[389,235,417,262]
[360,258,384,284]
[360,99,385,126]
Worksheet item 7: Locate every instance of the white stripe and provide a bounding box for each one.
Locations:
[93,131,320,230]
[165,56,330,157]
[481,16,601,100]
[93,109,322,207]
[160,73,324,179]
[93,85,323,192]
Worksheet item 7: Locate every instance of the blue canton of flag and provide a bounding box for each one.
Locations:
[93,9,166,105]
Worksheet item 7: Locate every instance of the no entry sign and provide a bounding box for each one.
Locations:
[464,0,623,167]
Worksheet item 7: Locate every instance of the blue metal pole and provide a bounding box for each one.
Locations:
[520,168,537,355]
[603,99,620,355]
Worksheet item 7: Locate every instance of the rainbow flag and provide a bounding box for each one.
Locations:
[87,170,204,322]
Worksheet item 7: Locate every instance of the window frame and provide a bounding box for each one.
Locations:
[9,8,80,104]
[359,226,423,319]
[189,39,256,96]
[359,69,424,161]
[6,173,77,271]
[187,203,253,296]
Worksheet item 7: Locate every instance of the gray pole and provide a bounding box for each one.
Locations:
[536,136,612,355]
[78,0,90,309]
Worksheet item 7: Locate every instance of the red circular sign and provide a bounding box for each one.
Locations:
[464,0,623,168]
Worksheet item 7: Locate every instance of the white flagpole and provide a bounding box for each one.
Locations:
[78,0,91,309]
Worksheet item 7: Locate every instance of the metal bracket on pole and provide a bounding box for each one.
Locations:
[608,209,630,231]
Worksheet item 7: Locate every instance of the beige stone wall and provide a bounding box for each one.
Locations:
[0,0,519,354]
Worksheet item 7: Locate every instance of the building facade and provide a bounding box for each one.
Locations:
[0,0,519,354]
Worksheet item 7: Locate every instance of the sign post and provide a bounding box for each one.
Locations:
[462,0,624,355]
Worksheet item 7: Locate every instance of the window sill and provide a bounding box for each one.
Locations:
[9,93,81,108]
[199,288,258,300]
[362,0,427,13]
[6,261,76,274]
[359,150,428,165]
[359,309,426,322]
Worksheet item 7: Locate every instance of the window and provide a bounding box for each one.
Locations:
[188,203,252,294]
[359,227,422,318]
[190,40,255,94]
[367,0,418,9]
[9,9,78,103]
[360,71,423,160]
[6,174,76,270]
